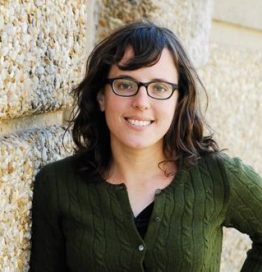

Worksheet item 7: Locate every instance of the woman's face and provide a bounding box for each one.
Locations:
[98,48,179,153]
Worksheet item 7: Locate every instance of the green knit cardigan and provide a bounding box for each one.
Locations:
[30,153,262,271]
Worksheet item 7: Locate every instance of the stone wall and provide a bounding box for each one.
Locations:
[0,126,73,270]
[0,0,261,271]
[200,1,262,271]
[199,44,262,272]
[96,0,213,66]
[0,1,91,270]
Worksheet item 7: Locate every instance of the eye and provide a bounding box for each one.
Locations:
[114,79,136,92]
[150,82,170,93]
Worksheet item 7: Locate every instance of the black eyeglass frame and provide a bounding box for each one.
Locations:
[106,77,178,100]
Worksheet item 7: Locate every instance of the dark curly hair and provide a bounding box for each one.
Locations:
[69,20,219,178]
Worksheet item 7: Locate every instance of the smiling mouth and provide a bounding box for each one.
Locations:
[125,118,153,127]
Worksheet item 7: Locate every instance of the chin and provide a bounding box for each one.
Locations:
[124,138,163,150]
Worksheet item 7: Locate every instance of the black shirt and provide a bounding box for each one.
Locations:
[134,202,154,239]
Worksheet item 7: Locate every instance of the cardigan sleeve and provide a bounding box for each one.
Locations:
[29,165,69,272]
[223,156,262,272]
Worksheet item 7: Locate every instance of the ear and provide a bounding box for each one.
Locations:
[97,91,105,112]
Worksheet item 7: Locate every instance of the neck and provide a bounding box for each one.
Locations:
[107,142,174,185]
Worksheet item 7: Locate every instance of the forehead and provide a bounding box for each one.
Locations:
[108,47,178,83]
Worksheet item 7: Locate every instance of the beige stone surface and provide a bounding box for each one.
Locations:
[213,0,262,31]
[96,0,213,67]
[0,110,66,136]
[199,43,261,271]
[0,126,73,271]
[0,0,90,120]
[199,44,262,175]
[221,228,251,272]
[211,20,262,51]
[210,6,262,268]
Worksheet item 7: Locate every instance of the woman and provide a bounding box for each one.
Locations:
[30,21,262,271]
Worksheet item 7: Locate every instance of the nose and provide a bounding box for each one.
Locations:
[131,86,150,110]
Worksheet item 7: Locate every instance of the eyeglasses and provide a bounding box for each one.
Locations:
[106,77,178,100]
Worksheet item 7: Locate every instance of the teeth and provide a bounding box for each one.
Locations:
[127,119,151,127]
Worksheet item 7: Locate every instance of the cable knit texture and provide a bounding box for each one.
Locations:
[29,153,262,272]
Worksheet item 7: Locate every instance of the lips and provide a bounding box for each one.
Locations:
[125,118,153,127]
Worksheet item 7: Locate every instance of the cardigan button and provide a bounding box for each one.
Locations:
[154,216,161,222]
[138,244,145,252]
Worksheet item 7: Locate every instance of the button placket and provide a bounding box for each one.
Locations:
[143,188,167,248]
[153,189,162,223]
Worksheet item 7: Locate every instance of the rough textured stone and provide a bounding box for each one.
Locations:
[199,44,262,175]
[211,20,262,51]
[0,126,73,271]
[96,0,213,67]
[213,0,262,31]
[221,228,251,272]
[0,1,90,120]
[199,43,262,271]
[0,110,66,136]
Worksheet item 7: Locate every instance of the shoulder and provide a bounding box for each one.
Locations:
[195,151,229,174]
[34,154,85,196]
[38,154,76,175]
[36,153,87,181]
[210,152,259,177]
[195,152,260,183]
[35,152,101,191]
[199,152,261,187]
[33,154,90,211]
[199,152,252,172]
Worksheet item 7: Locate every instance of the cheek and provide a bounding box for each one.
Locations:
[161,97,178,120]
[103,96,126,127]
[104,96,125,114]
[103,88,123,110]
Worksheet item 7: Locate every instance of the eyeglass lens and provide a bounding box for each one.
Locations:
[112,78,174,99]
